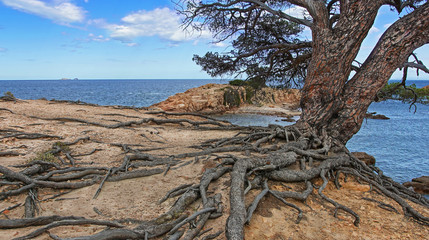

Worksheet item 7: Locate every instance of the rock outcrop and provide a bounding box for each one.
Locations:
[365,112,390,120]
[422,85,429,89]
[352,152,376,165]
[403,176,429,194]
[150,84,227,113]
[150,83,301,115]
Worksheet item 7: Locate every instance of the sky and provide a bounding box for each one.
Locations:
[0,0,427,80]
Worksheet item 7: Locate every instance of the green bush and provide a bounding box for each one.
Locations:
[228,77,267,89]
[31,151,57,163]
[1,91,17,101]
[4,91,14,98]
[223,87,242,107]
[53,142,70,152]
[229,79,247,86]
[245,86,255,104]
[247,77,266,90]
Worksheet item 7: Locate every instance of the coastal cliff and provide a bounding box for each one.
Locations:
[150,83,301,116]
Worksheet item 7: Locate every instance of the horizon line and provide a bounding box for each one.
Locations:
[0,78,227,81]
[1,78,428,81]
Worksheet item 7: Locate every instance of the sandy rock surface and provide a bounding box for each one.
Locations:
[0,99,428,239]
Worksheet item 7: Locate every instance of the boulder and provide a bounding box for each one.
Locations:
[365,112,390,120]
[403,176,429,194]
[281,118,295,122]
[352,152,376,165]
[422,85,429,89]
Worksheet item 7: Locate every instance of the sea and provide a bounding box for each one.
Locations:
[0,79,428,186]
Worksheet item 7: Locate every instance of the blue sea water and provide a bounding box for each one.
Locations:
[0,79,428,185]
[0,79,227,107]
[347,99,429,183]
[347,80,429,183]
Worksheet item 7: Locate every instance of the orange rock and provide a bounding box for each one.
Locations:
[403,175,429,194]
[352,152,376,165]
[150,83,301,114]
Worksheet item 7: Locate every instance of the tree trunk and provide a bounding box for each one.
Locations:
[300,2,429,144]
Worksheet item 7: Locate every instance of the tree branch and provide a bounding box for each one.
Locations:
[245,0,313,27]
[403,62,429,74]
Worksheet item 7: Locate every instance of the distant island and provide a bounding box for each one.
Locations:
[60,78,79,80]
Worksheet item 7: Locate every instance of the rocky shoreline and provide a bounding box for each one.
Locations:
[150,84,429,195]
[150,83,301,117]
[150,83,398,123]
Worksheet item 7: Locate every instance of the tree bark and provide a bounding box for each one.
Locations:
[300,1,429,144]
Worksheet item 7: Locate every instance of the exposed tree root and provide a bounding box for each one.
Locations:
[31,116,233,129]
[0,108,15,114]
[0,114,428,240]
[362,197,400,214]
[0,203,21,216]
[0,151,20,157]
[13,218,124,240]
[0,215,86,228]
[0,131,62,140]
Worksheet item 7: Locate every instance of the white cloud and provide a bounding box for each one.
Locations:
[87,18,108,27]
[282,6,312,39]
[101,7,211,42]
[87,33,110,42]
[211,42,227,48]
[369,26,380,34]
[0,47,7,52]
[384,23,392,29]
[126,43,139,47]
[0,0,86,24]
[284,6,311,19]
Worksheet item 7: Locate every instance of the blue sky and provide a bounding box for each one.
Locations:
[0,0,427,80]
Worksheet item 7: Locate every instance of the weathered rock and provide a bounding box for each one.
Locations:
[413,176,429,183]
[352,152,376,165]
[403,176,429,194]
[422,85,429,89]
[365,112,390,120]
[150,83,301,115]
[280,117,295,122]
[150,84,227,113]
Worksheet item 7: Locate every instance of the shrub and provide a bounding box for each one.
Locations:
[5,91,14,97]
[31,151,57,163]
[229,79,247,86]
[229,77,267,89]
[53,142,70,152]
[223,87,242,107]
[1,91,17,101]
[245,86,255,104]
[247,77,266,90]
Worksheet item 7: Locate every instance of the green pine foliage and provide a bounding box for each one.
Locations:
[378,82,429,104]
